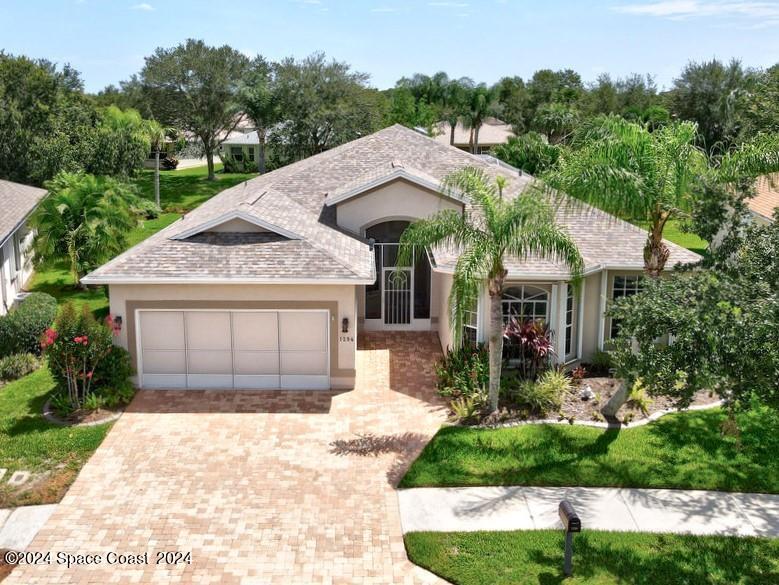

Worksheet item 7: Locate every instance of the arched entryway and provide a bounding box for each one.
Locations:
[363,221,431,329]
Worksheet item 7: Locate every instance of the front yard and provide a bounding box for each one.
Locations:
[400,407,779,493]
[405,530,779,585]
[0,367,110,507]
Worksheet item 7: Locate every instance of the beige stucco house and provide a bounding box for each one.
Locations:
[82,124,699,391]
[0,180,47,316]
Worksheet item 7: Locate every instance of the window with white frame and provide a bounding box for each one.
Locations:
[610,275,643,338]
[463,298,478,346]
[502,285,549,324]
[230,146,244,161]
[248,148,256,162]
[564,285,576,358]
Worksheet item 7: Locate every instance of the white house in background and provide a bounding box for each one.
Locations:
[748,174,779,225]
[433,117,514,154]
[82,125,699,392]
[0,180,47,316]
[218,130,261,171]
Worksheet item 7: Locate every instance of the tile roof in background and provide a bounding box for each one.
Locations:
[432,117,514,147]
[749,174,779,222]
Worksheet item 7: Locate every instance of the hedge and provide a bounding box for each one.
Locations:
[0,293,58,357]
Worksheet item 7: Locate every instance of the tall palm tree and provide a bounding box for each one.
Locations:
[546,117,779,277]
[144,119,174,208]
[399,168,583,412]
[463,85,499,154]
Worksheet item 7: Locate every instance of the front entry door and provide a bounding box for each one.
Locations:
[383,267,412,325]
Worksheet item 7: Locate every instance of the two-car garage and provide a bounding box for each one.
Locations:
[136,309,330,390]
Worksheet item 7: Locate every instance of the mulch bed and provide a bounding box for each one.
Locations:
[42,400,123,427]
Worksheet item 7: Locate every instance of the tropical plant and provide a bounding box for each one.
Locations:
[440,78,471,145]
[435,344,489,399]
[0,352,39,380]
[239,56,281,174]
[144,118,175,207]
[532,102,579,144]
[88,106,152,178]
[503,317,554,381]
[546,117,779,277]
[31,172,137,286]
[462,85,500,153]
[508,370,567,416]
[450,392,486,423]
[493,132,561,175]
[41,303,119,410]
[398,167,583,412]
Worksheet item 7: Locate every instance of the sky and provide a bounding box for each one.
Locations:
[1,0,778,93]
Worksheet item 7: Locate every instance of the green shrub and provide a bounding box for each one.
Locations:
[435,344,489,399]
[94,345,134,389]
[0,352,40,380]
[97,384,135,408]
[585,349,614,376]
[0,293,58,357]
[627,379,653,416]
[511,370,571,416]
[128,196,161,220]
[450,392,486,423]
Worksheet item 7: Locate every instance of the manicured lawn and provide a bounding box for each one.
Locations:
[400,408,779,493]
[0,367,111,507]
[27,164,256,316]
[405,530,779,585]
[630,218,708,256]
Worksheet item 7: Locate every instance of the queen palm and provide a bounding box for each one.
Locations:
[546,116,779,276]
[398,168,583,412]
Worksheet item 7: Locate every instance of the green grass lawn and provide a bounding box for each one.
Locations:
[27,164,256,316]
[405,530,779,585]
[400,408,779,493]
[630,218,708,256]
[0,367,111,507]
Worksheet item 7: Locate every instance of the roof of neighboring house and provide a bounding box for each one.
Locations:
[432,117,514,148]
[220,130,260,146]
[83,124,700,285]
[0,179,47,247]
[749,174,779,222]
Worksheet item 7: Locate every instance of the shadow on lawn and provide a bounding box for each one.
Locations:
[531,533,779,585]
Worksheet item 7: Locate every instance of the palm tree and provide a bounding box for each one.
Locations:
[463,85,499,154]
[398,168,584,412]
[144,120,174,208]
[546,116,779,277]
[31,173,137,287]
[440,79,469,146]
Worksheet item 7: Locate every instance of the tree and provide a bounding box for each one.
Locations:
[239,56,280,174]
[144,119,174,207]
[532,102,579,144]
[272,52,380,160]
[669,59,754,154]
[493,76,529,132]
[463,85,500,153]
[740,64,779,140]
[440,79,471,145]
[493,132,561,175]
[140,39,249,180]
[30,173,137,286]
[87,106,151,178]
[398,168,583,412]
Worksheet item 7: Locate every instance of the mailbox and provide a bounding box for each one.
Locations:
[558,500,581,533]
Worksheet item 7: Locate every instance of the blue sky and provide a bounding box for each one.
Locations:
[1,0,778,92]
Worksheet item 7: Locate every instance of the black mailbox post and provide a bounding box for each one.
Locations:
[558,500,581,576]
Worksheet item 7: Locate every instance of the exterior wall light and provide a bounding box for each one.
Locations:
[113,315,123,330]
[341,318,349,333]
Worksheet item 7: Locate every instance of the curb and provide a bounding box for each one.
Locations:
[42,399,123,427]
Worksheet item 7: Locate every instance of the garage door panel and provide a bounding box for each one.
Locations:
[234,375,281,389]
[187,350,232,375]
[234,351,279,375]
[142,350,186,375]
[280,375,329,390]
[186,312,231,350]
[187,374,234,389]
[143,374,187,389]
[279,312,328,352]
[233,313,278,351]
[140,312,184,350]
[280,351,328,375]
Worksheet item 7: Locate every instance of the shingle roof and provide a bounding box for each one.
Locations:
[83,124,701,284]
[749,174,779,222]
[0,180,47,246]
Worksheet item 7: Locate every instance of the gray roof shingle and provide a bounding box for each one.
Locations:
[84,124,701,283]
[0,180,47,245]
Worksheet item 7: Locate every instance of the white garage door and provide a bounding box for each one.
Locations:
[137,310,330,390]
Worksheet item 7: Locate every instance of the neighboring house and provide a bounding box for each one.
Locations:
[748,174,779,225]
[0,180,47,316]
[218,130,261,172]
[433,117,514,154]
[82,125,699,391]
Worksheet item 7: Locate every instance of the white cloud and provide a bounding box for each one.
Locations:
[613,1,779,20]
[131,2,154,10]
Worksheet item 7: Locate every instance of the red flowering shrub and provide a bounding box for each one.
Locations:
[42,303,119,410]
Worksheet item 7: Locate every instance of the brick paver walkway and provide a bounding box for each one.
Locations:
[7,332,448,585]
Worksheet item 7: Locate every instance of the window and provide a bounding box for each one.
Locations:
[610,275,643,338]
[502,285,548,324]
[248,148,256,162]
[230,146,244,162]
[564,286,575,358]
[12,234,22,276]
[462,298,478,346]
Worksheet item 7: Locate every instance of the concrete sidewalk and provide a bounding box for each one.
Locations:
[398,486,779,537]
[0,505,57,550]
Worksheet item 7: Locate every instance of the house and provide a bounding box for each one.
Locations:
[82,125,699,391]
[432,117,514,154]
[217,130,261,172]
[0,180,47,316]
[748,174,779,225]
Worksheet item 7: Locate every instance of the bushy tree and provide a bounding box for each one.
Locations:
[492,132,560,175]
[31,173,138,286]
[532,102,579,144]
[140,39,250,180]
[87,106,151,177]
[239,56,280,174]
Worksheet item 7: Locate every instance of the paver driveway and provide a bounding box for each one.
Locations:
[7,333,449,585]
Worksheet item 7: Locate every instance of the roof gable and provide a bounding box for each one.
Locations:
[170,210,301,241]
